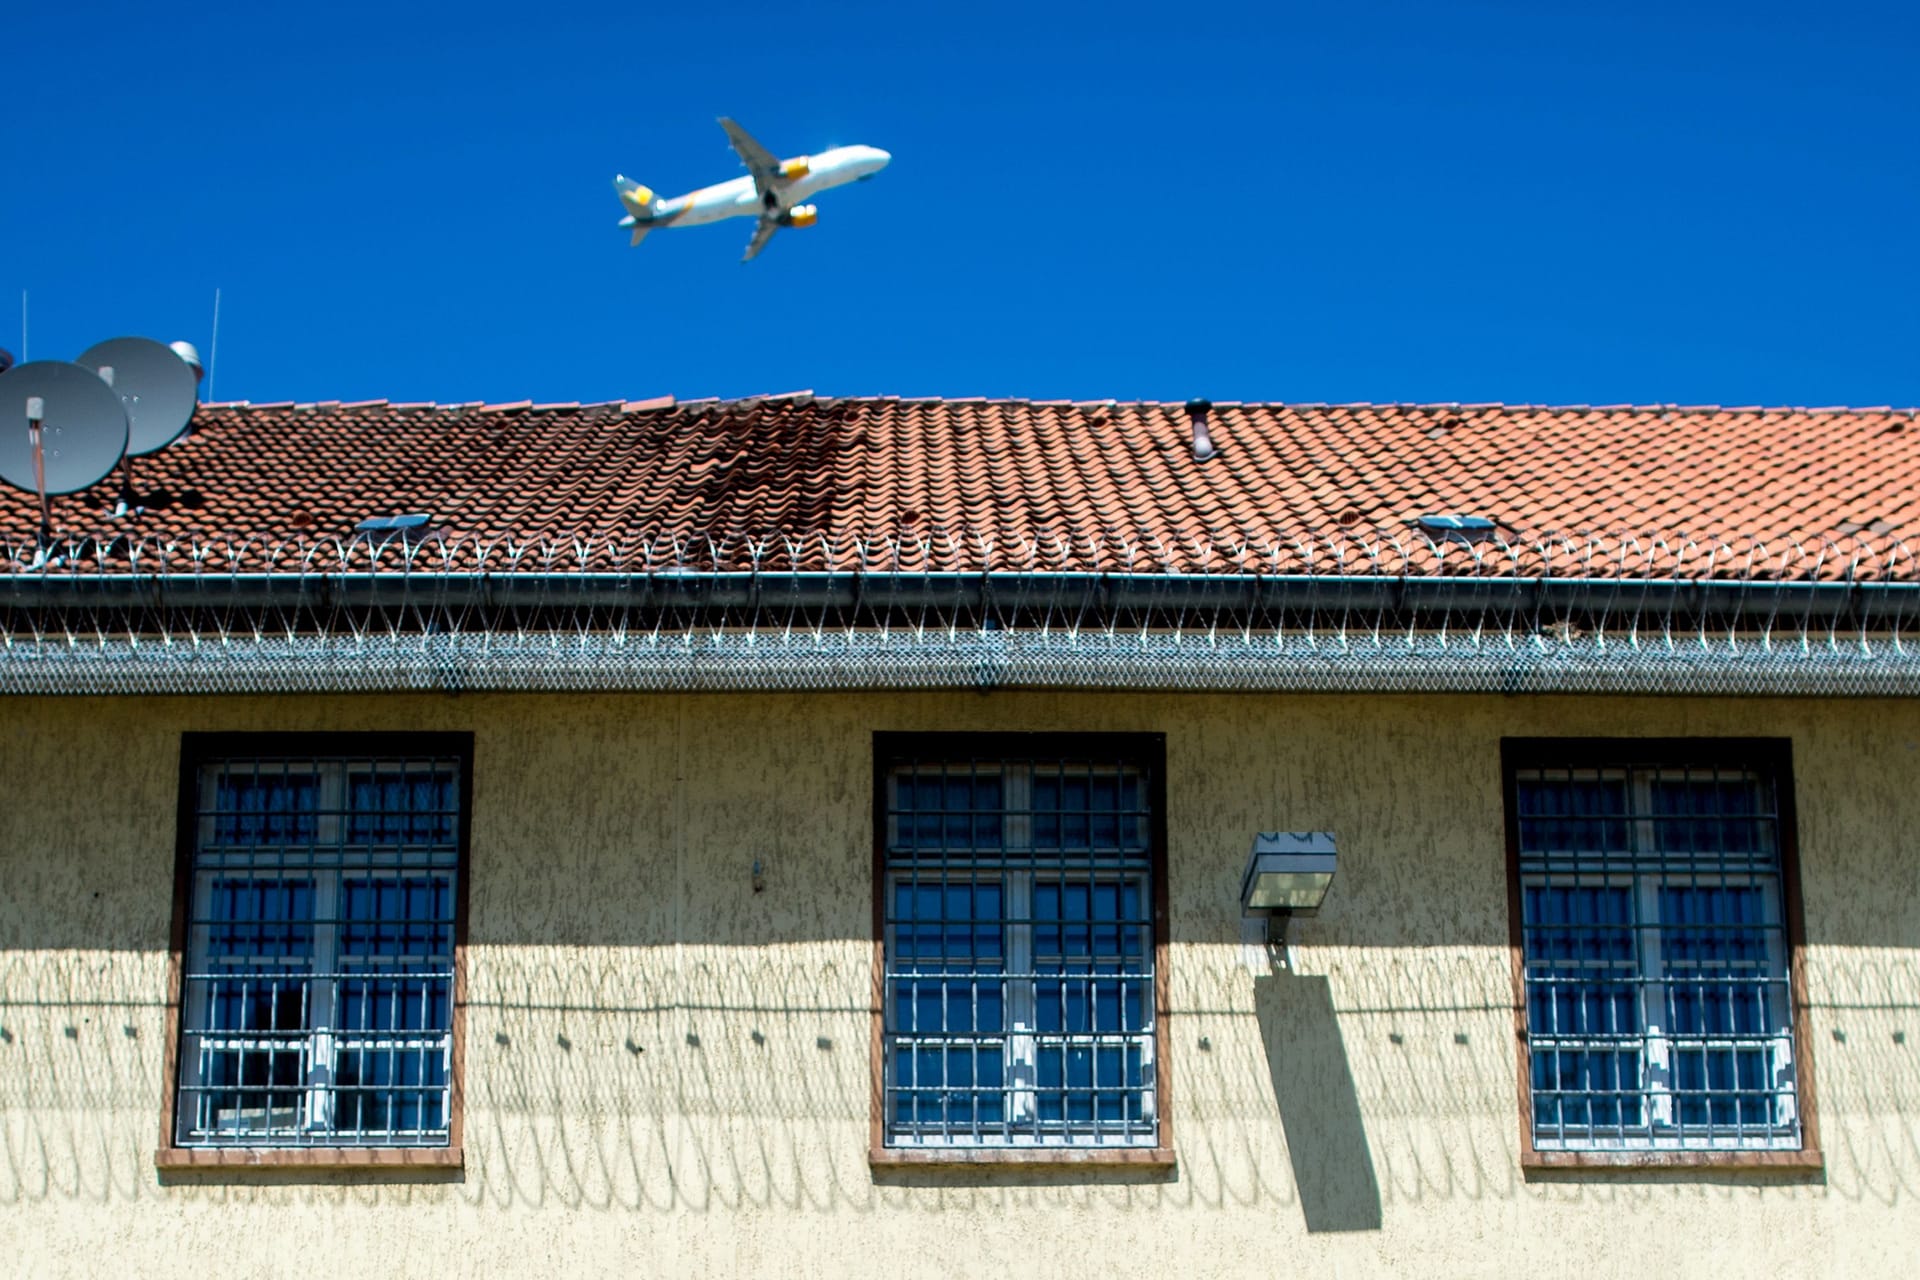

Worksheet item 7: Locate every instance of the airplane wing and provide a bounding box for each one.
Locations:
[741,217,780,262]
[719,117,781,198]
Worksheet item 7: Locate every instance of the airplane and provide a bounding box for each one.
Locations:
[613,118,891,261]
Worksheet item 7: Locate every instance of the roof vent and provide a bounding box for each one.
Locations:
[1186,398,1215,460]
[355,513,434,534]
[353,512,439,545]
[1414,513,1500,543]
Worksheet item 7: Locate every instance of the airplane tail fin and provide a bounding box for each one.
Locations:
[613,174,660,220]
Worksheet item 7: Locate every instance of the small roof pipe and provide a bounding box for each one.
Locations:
[1186,398,1216,460]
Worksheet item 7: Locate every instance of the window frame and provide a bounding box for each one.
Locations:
[869,732,1174,1168]
[157,731,474,1171]
[1501,738,1822,1171]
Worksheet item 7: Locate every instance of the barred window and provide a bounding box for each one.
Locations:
[876,735,1165,1152]
[170,735,469,1150]
[1506,741,1808,1155]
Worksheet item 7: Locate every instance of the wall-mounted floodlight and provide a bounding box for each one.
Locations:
[1241,831,1337,940]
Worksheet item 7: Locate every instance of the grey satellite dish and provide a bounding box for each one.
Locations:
[77,336,197,456]
[0,361,130,496]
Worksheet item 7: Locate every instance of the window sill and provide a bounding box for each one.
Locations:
[870,1145,1176,1170]
[1523,1147,1822,1173]
[154,1145,463,1172]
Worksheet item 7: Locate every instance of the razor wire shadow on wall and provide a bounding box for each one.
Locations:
[2,946,1916,1214]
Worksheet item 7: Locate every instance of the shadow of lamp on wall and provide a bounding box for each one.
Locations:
[1242,831,1383,1233]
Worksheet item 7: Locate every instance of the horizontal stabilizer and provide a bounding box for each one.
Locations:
[629,224,651,248]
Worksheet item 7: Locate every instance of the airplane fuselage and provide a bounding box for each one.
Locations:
[660,145,888,227]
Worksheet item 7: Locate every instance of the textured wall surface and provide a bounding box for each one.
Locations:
[1,692,1916,1277]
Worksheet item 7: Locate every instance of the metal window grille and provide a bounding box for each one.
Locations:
[881,742,1158,1148]
[175,746,462,1148]
[1515,754,1800,1151]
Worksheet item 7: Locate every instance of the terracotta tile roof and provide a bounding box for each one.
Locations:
[1,396,1914,578]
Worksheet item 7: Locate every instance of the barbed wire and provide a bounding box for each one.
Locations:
[1,531,1915,696]
[0,528,1914,579]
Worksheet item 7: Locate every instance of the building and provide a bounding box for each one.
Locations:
[1,395,1915,1275]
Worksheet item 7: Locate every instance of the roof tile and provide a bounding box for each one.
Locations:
[1,397,1913,576]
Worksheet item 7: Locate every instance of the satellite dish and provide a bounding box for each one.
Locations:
[0,361,130,496]
[77,337,197,456]
[168,341,204,379]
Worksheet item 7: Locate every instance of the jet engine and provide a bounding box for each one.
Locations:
[785,204,819,228]
[779,157,810,179]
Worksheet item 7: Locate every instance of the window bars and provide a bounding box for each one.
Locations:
[1511,743,1803,1152]
[878,736,1163,1150]
[173,738,466,1149]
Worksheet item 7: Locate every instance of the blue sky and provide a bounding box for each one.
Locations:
[5,1,1916,406]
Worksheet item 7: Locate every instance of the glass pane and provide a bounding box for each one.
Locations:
[1035,975,1150,1036]
[1531,1047,1644,1130]
[1675,1046,1774,1127]
[892,880,1004,968]
[200,878,314,1134]
[1034,877,1147,964]
[1516,776,1628,855]
[892,977,1004,1036]
[338,877,455,1034]
[1032,767,1145,851]
[1662,885,1771,1037]
[205,878,314,1031]
[212,771,319,844]
[899,1045,1004,1127]
[894,771,1002,851]
[1649,774,1774,858]
[1037,1043,1147,1125]
[1526,979,1640,1042]
[334,1044,447,1133]
[1523,884,1636,966]
[348,770,458,845]
[200,1043,307,1135]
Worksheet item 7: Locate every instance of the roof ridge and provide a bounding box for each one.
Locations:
[186,397,1920,415]
[183,397,1920,418]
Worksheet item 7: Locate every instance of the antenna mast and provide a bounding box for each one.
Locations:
[208,288,221,403]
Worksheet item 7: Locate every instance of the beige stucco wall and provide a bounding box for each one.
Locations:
[1,691,1916,1277]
